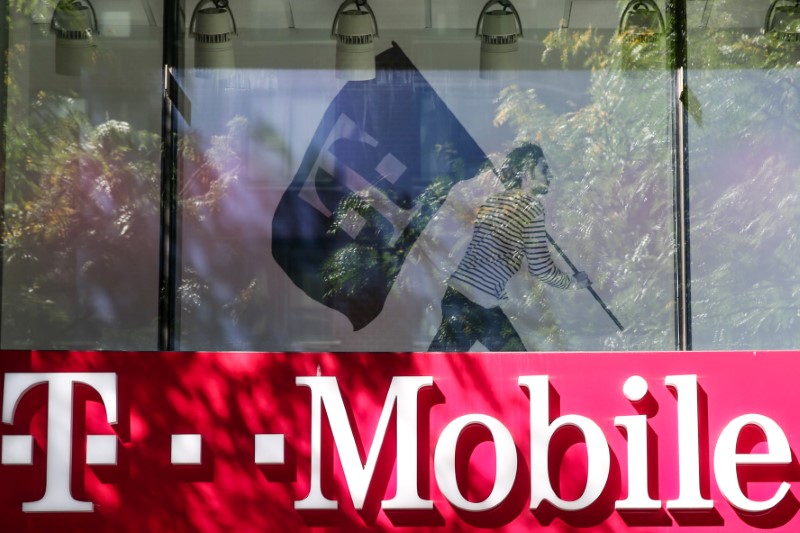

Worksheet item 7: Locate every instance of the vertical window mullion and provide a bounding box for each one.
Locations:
[159,0,184,351]
[668,0,692,350]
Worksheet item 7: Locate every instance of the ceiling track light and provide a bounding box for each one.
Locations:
[765,0,800,43]
[50,0,98,76]
[331,0,379,81]
[618,0,665,41]
[190,0,238,72]
[476,0,523,80]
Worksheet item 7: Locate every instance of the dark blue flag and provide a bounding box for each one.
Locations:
[272,43,488,330]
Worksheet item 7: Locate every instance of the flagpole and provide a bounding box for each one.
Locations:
[546,233,625,332]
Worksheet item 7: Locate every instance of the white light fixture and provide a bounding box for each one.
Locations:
[50,0,98,76]
[331,0,379,82]
[618,0,665,40]
[765,0,800,43]
[476,0,523,80]
[190,0,238,73]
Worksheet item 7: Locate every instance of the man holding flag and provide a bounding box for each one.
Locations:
[272,44,614,348]
[429,143,591,351]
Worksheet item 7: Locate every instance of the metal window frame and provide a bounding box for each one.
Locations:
[0,0,692,351]
[0,0,7,338]
[667,0,692,350]
[153,0,697,351]
[158,0,185,350]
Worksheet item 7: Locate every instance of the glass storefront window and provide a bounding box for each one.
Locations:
[2,0,163,348]
[2,0,796,352]
[173,0,675,351]
[688,0,800,349]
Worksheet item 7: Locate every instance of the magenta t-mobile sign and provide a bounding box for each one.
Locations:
[0,351,797,531]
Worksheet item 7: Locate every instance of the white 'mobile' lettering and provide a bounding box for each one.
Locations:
[519,375,611,511]
[294,375,433,511]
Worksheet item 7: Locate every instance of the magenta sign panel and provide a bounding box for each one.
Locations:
[0,350,798,531]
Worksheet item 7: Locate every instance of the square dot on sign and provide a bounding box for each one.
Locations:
[255,434,284,465]
[171,434,202,465]
[375,153,407,184]
[2,435,33,465]
[86,434,118,465]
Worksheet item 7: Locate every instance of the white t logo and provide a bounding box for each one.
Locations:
[2,373,118,512]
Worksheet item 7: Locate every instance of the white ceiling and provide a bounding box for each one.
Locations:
[53,0,776,33]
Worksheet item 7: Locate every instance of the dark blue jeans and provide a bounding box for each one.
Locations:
[428,286,526,351]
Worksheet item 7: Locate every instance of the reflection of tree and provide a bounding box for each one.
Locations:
[174,116,248,344]
[2,81,153,346]
[492,11,800,349]
[2,77,242,348]
[179,117,247,219]
[314,140,496,350]
[684,7,800,348]
[494,27,676,350]
[323,173,457,302]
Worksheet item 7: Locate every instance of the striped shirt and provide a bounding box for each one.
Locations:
[448,189,571,309]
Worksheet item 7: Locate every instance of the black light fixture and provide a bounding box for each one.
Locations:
[190,0,238,72]
[765,0,800,42]
[332,0,379,81]
[476,0,523,80]
[618,0,665,40]
[50,0,98,76]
